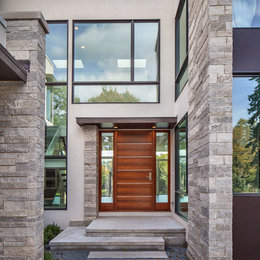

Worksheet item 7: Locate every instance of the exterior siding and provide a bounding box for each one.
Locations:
[187,0,233,259]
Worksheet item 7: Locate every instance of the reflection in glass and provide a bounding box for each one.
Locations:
[176,0,187,74]
[101,133,114,203]
[44,159,67,209]
[176,194,188,219]
[233,0,260,27]
[156,133,169,203]
[45,86,67,156]
[46,23,67,82]
[176,67,188,97]
[73,85,158,103]
[233,77,260,193]
[134,23,159,81]
[175,117,188,219]
[74,23,131,82]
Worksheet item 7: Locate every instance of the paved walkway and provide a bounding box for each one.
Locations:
[48,246,187,259]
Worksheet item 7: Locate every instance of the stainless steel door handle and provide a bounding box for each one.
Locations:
[146,172,152,181]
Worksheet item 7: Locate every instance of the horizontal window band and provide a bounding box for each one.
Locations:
[117,196,153,198]
[117,183,152,185]
[72,82,159,85]
[117,143,153,145]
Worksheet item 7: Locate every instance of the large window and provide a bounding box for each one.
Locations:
[45,22,68,209]
[233,77,260,193]
[175,116,188,219]
[73,20,159,103]
[233,0,260,27]
[175,0,188,99]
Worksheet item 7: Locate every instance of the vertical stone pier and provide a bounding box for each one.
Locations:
[84,125,99,222]
[0,12,48,260]
[187,0,233,259]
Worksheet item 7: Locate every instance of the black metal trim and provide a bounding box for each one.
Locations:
[233,193,260,197]
[44,20,69,211]
[72,19,160,104]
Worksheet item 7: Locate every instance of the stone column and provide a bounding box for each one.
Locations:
[0,12,48,260]
[187,1,232,259]
[84,125,99,222]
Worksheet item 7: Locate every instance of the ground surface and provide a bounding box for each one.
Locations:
[47,246,187,260]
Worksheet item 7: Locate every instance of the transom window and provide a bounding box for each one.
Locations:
[73,20,160,103]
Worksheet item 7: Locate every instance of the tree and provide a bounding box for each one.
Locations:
[88,87,140,102]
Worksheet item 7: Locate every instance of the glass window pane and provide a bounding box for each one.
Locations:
[46,23,67,82]
[176,1,187,74]
[45,85,67,156]
[176,66,188,98]
[101,133,114,203]
[156,132,168,203]
[74,23,131,82]
[233,0,260,28]
[233,77,260,193]
[134,23,159,81]
[176,193,188,219]
[73,85,158,103]
[44,159,67,209]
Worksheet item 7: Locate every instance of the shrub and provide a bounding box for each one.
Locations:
[44,251,54,260]
[44,223,61,245]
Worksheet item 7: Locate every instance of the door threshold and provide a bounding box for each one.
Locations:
[99,212,172,217]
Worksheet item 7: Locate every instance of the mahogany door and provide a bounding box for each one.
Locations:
[115,131,155,211]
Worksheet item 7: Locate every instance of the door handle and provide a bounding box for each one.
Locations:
[146,172,152,181]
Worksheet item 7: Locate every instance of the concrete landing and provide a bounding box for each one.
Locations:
[88,251,169,259]
[85,217,185,245]
[50,227,164,251]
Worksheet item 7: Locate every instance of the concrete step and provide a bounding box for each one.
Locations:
[50,227,165,251]
[88,251,169,259]
[85,217,186,246]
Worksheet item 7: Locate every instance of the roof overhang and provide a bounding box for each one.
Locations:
[0,43,29,83]
[76,117,177,129]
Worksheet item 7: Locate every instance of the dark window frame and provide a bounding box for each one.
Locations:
[175,0,188,100]
[45,20,69,210]
[175,113,188,220]
[72,19,160,104]
[232,74,260,196]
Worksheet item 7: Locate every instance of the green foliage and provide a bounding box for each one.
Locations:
[80,87,140,103]
[156,153,168,195]
[233,119,259,192]
[52,86,67,126]
[44,251,55,260]
[44,223,61,245]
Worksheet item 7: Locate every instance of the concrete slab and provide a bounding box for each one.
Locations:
[87,217,184,231]
[88,251,169,259]
[50,227,165,251]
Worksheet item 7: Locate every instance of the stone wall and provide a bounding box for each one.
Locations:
[0,15,47,259]
[84,125,99,222]
[187,0,233,259]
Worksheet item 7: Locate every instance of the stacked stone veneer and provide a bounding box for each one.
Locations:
[84,125,99,222]
[187,0,232,259]
[0,17,47,259]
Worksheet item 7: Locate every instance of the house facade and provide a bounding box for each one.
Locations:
[0,0,259,259]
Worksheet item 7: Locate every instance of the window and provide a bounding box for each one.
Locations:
[175,115,188,219]
[73,20,160,103]
[233,0,260,27]
[45,22,68,209]
[156,132,169,204]
[101,132,114,203]
[233,77,260,193]
[175,0,188,99]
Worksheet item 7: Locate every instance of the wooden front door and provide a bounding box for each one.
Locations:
[115,131,154,211]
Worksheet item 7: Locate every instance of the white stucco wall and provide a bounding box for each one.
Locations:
[0,0,189,229]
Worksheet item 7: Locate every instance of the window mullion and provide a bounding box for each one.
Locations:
[131,21,134,82]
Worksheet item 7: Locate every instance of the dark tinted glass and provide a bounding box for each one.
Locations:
[46,23,67,82]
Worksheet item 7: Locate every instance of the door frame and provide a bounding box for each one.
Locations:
[99,129,171,212]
